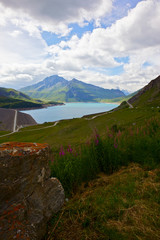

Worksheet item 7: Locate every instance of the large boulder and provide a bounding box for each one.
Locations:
[0,142,65,240]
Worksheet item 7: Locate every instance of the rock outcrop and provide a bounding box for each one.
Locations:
[0,142,65,240]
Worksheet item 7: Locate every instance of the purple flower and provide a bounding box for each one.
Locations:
[95,139,99,145]
[67,145,73,153]
[59,146,65,156]
[114,139,118,149]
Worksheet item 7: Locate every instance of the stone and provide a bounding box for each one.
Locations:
[0,142,65,240]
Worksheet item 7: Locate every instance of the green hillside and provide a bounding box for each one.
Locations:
[1,76,159,148]
[128,75,160,107]
[0,96,43,109]
[20,75,125,102]
[0,87,33,101]
[0,87,62,109]
[0,106,159,149]
[100,90,139,103]
[1,76,160,240]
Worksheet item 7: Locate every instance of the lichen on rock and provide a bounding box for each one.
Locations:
[0,142,65,240]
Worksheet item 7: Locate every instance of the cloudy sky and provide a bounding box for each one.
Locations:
[0,0,160,92]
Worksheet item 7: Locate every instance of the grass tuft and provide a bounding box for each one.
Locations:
[45,164,160,240]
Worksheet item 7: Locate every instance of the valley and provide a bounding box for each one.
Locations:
[1,1,160,239]
[0,75,160,240]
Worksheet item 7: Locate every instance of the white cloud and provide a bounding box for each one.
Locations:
[0,0,113,35]
[45,0,160,91]
[0,5,47,66]
[0,0,160,92]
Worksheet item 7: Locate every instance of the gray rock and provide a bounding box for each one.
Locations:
[0,142,65,240]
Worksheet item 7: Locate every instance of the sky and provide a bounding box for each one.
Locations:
[0,0,160,93]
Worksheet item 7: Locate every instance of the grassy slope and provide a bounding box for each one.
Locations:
[46,164,160,240]
[0,103,160,240]
[0,87,30,99]
[0,106,159,150]
[131,87,160,107]
[0,96,44,109]
[0,87,44,108]
[22,89,67,102]
[0,131,10,136]
[100,91,139,103]
[0,96,62,109]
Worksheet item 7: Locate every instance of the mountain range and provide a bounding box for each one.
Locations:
[20,75,125,102]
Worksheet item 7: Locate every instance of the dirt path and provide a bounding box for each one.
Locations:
[0,109,114,139]
[22,121,59,132]
[85,111,112,120]
[126,101,133,108]
[0,121,59,138]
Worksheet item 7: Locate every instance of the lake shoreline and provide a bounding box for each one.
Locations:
[16,102,64,111]
[21,102,119,124]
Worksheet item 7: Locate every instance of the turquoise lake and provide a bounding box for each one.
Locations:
[22,102,119,124]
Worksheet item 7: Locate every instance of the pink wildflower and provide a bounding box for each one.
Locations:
[67,145,73,153]
[59,146,65,156]
[114,142,118,149]
[95,138,99,145]
[114,138,118,148]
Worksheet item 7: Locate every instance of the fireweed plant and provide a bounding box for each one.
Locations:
[50,117,160,194]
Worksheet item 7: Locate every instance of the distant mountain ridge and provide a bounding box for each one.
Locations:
[20,75,125,102]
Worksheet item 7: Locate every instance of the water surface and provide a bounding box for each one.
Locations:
[22,102,119,124]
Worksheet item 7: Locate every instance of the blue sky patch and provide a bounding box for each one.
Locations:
[87,65,124,76]
[114,56,129,64]
[142,61,151,68]
[41,0,143,47]
[41,31,69,46]
[107,65,124,76]
[102,0,144,27]
[42,22,95,46]
[69,22,94,38]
